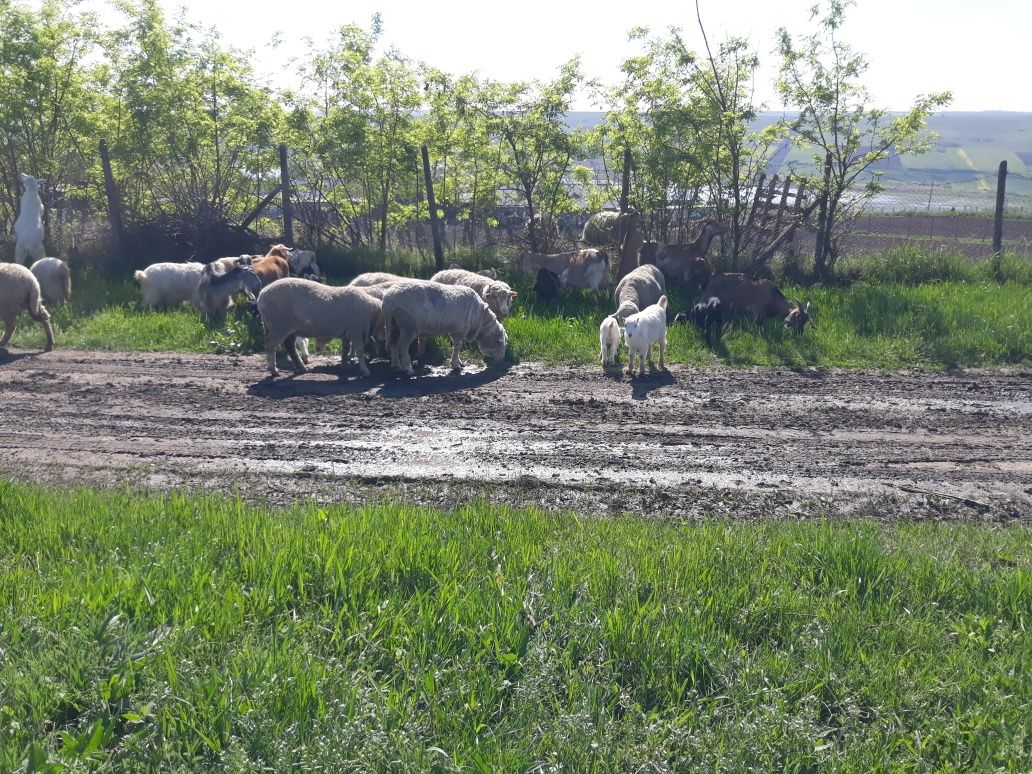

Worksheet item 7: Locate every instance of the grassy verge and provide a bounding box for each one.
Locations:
[1,483,1030,770]
[6,255,1031,369]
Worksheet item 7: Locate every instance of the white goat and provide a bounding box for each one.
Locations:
[133,262,205,309]
[599,315,622,367]
[1,263,54,351]
[29,258,72,305]
[623,295,668,377]
[257,278,382,378]
[14,174,45,266]
[381,281,508,376]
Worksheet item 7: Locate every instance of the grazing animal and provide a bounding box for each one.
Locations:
[381,281,508,376]
[0,263,54,351]
[623,295,669,377]
[581,209,638,247]
[349,271,411,287]
[640,220,728,287]
[702,273,809,327]
[257,278,382,378]
[208,255,253,275]
[14,174,45,267]
[599,315,622,366]
[532,268,562,303]
[613,264,665,322]
[783,301,814,334]
[446,263,497,279]
[249,245,291,286]
[133,261,205,309]
[430,268,517,321]
[675,296,722,347]
[287,249,322,280]
[197,264,262,321]
[518,248,610,291]
[29,258,72,305]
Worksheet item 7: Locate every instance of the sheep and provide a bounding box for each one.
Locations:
[133,261,205,309]
[448,263,498,280]
[1,263,54,352]
[29,257,72,305]
[381,281,508,376]
[299,281,399,363]
[429,267,517,320]
[674,296,722,347]
[349,271,411,287]
[624,295,668,377]
[517,248,611,291]
[599,315,622,366]
[581,209,638,247]
[14,173,45,267]
[257,278,382,378]
[612,264,665,323]
[197,264,263,321]
[532,268,562,303]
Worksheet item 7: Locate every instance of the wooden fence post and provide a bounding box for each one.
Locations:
[279,143,294,246]
[992,160,1007,255]
[421,144,445,270]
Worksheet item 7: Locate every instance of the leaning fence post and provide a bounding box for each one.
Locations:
[279,143,294,246]
[992,160,1007,255]
[98,140,125,266]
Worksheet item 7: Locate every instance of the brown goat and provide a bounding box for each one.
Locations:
[702,273,810,333]
[640,219,728,288]
[250,244,291,286]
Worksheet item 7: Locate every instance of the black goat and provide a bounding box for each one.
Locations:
[675,296,722,347]
[532,267,562,303]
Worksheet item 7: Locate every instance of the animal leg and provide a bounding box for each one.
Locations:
[625,350,636,377]
[351,333,370,376]
[264,326,280,376]
[285,334,307,373]
[397,331,417,376]
[449,336,465,370]
[659,337,666,370]
[31,307,54,352]
[0,320,14,348]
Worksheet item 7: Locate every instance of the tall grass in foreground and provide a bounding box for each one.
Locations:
[1,483,1030,770]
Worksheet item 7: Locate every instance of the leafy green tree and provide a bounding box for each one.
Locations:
[775,0,951,276]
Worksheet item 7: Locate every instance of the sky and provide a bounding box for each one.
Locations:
[73,0,1030,112]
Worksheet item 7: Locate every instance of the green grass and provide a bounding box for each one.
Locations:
[0,482,1029,770]
[7,254,1032,369]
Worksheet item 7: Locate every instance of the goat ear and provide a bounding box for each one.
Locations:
[804,301,811,313]
[510,291,518,297]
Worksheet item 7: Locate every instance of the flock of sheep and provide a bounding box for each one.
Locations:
[3,173,814,379]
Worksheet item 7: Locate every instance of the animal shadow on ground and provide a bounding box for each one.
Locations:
[247,356,511,400]
[0,350,44,366]
[628,368,677,401]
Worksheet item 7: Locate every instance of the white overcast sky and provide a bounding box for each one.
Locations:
[72,0,1029,112]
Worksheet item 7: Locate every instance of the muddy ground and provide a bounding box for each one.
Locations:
[1,348,1030,522]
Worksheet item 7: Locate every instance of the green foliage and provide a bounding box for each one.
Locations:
[775,0,953,276]
[1,483,1030,769]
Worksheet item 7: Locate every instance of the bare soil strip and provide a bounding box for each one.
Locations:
[1,349,1029,521]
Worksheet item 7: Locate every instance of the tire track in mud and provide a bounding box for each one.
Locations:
[1,349,1029,520]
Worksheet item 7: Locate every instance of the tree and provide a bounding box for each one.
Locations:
[775,0,951,276]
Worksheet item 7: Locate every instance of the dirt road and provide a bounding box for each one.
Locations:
[1,349,1029,520]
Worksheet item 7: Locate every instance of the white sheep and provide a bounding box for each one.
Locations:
[429,267,517,320]
[448,262,498,279]
[133,262,205,309]
[29,257,72,305]
[599,315,622,366]
[624,295,668,377]
[1,263,54,351]
[14,173,45,267]
[613,264,665,322]
[381,281,508,376]
[257,278,382,378]
[196,264,262,321]
[349,271,411,287]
